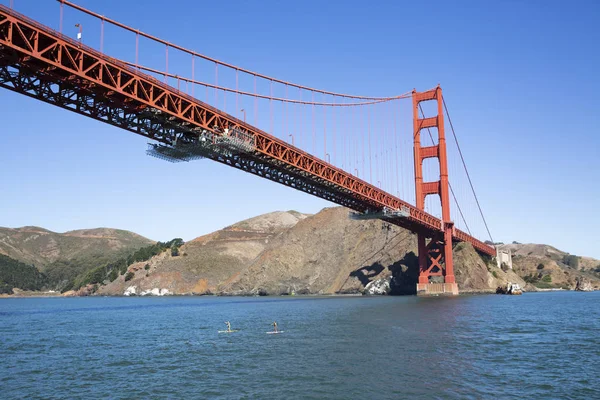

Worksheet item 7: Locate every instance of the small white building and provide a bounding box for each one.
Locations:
[496,248,513,269]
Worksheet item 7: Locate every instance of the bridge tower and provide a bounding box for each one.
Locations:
[412,86,459,296]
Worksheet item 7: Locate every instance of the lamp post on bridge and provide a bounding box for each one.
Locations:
[354,168,359,177]
[288,134,294,146]
[74,23,82,45]
[325,153,330,163]
[240,109,246,123]
[377,180,381,188]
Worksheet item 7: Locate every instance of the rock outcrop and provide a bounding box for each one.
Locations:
[575,278,593,292]
[123,286,172,296]
[364,278,391,295]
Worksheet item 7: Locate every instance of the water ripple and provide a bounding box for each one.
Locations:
[0,292,599,398]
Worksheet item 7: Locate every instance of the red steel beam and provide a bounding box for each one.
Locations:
[0,5,495,256]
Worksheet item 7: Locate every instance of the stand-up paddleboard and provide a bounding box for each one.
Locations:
[218,330,239,333]
[266,331,284,334]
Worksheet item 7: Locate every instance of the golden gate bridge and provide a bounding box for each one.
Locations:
[0,0,497,295]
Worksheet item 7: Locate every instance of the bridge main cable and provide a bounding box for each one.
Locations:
[120,62,412,106]
[57,0,402,102]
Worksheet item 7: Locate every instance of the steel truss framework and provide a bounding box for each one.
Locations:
[0,5,495,256]
[413,86,457,285]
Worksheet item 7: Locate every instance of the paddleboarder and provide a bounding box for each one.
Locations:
[272,321,278,333]
[225,321,232,333]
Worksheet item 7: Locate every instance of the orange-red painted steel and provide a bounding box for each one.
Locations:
[0,5,495,257]
[413,87,462,284]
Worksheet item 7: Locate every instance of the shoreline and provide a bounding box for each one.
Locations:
[2,288,595,299]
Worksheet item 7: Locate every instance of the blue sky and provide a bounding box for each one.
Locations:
[1,0,599,258]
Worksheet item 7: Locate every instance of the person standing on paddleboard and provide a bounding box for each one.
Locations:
[225,321,232,332]
[272,321,278,333]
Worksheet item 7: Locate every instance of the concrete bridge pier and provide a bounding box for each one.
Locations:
[417,282,459,296]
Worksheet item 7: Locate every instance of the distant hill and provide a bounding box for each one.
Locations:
[498,243,600,289]
[4,211,599,296]
[0,226,153,290]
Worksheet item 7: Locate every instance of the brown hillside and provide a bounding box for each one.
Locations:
[97,207,525,296]
[96,211,309,295]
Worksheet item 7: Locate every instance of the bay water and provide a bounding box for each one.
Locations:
[1,292,599,399]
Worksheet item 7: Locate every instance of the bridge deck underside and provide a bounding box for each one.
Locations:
[0,5,495,256]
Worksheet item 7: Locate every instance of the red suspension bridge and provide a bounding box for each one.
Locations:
[0,1,496,295]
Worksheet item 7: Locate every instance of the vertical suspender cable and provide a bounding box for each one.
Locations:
[100,18,104,53]
[191,55,195,97]
[312,91,315,154]
[270,80,273,135]
[368,105,372,183]
[135,32,139,70]
[165,45,169,84]
[394,100,400,197]
[214,62,218,105]
[253,75,257,126]
[299,88,303,149]
[59,1,63,33]
[361,105,365,179]
[283,84,287,142]
[323,94,327,159]
[333,96,336,165]
[374,105,379,186]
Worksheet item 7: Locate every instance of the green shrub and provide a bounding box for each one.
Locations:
[524,274,538,284]
[124,272,135,282]
[542,274,552,283]
[0,282,13,295]
[492,271,498,278]
[0,254,47,291]
[534,281,554,289]
[562,255,579,268]
[69,238,185,290]
[108,268,118,282]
